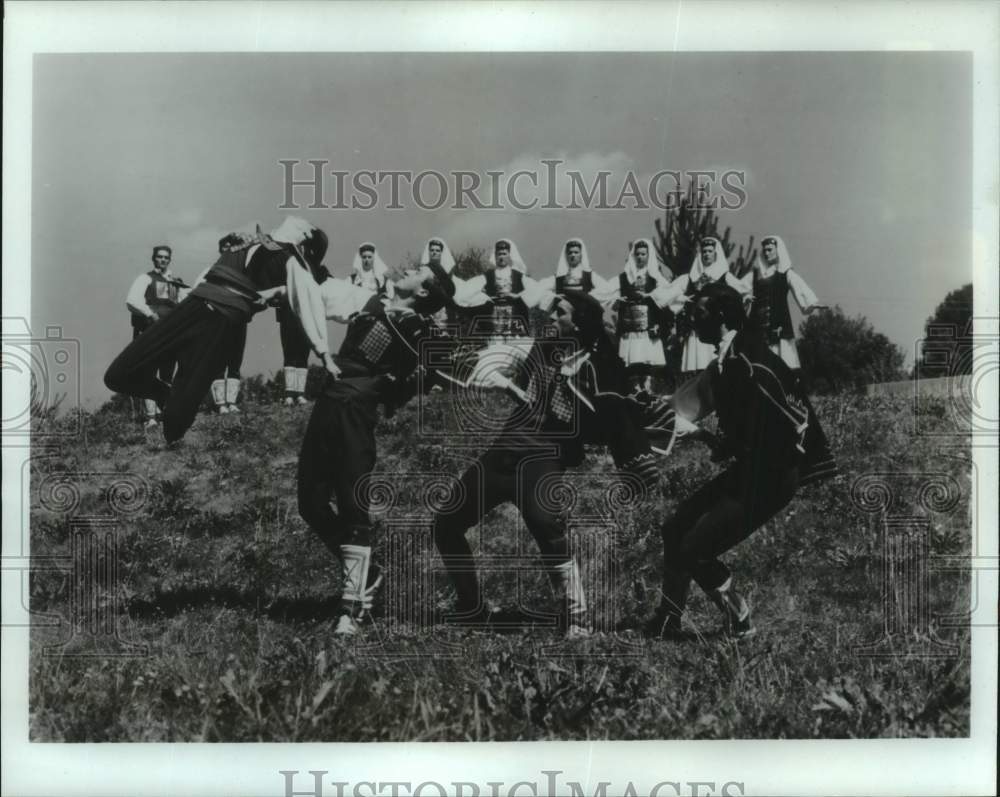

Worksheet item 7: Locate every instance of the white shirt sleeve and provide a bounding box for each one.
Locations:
[317,277,379,324]
[724,271,754,296]
[658,274,690,312]
[787,269,819,311]
[286,259,331,356]
[126,274,155,319]
[452,274,489,307]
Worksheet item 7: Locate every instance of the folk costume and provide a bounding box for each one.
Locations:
[432,292,670,636]
[672,237,753,374]
[105,217,330,443]
[296,266,454,635]
[615,239,674,388]
[350,243,395,299]
[750,235,821,370]
[420,235,458,332]
[554,237,595,295]
[483,238,532,342]
[652,326,837,636]
[125,259,190,425]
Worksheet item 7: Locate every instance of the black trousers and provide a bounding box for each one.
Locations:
[433,448,570,609]
[660,464,799,613]
[128,321,176,415]
[297,381,381,556]
[278,310,311,369]
[214,323,247,381]
[105,298,246,442]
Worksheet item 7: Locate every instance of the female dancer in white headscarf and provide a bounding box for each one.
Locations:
[671,236,752,375]
[751,235,825,370]
[351,242,395,299]
[615,238,675,390]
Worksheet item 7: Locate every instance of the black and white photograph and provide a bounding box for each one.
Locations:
[2,2,997,796]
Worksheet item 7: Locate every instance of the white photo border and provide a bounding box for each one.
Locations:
[3,2,997,796]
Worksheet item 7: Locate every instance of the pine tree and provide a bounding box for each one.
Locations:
[653,179,758,279]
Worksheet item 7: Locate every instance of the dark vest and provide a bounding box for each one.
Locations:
[753,271,794,341]
[334,296,429,380]
[485,268,524,297]
[556,270,594,294]
[144,270,181,317]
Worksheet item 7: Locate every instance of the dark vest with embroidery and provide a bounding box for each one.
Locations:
[752,271,794,342]
[135,270,183,329]
[334,295,429,381]
[556,270,594,294]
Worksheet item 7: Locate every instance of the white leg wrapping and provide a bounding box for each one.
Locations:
[226,378,241,405]
[210,379,226,407]
[339,544,372,616]
[284,366,297,395]
[295,367,309,395]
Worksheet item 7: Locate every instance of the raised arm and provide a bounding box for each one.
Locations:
[787,269,822,311]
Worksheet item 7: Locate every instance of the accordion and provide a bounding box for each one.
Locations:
[621,303,650,333]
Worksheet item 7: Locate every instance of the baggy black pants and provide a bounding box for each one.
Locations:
[297,380,382,555]
[214,323,247,381]
[278,307,311,369]
[104,297,246,442]
[432,448,570,610]
[659,464,799,613]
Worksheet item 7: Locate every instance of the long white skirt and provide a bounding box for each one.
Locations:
[680,334,717,373]
[770,338,802,369]
[619,333,666,367]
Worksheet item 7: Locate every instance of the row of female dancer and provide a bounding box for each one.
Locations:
[105,217,836,638]
[309,234,826,394]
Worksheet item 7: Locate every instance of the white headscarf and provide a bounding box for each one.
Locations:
[489,238,528,273]
[352,242,390,288]
[688,236,730,283]
[555,237,592,276]
[419,236,456,273]
[623,238,665,285]
[757,234,793,276]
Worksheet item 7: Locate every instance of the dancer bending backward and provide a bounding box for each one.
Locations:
[432,290,667,638]
[647,283,837,639]
[105,218,330,443]
[750,235,825,371]
[295,261,456,636]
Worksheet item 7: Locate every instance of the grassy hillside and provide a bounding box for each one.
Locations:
[29,389,972,741]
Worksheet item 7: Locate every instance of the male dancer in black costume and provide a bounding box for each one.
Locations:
[432,290,667,638]
[647,283,837,639]
[296,262,456,635]
[105,218,329,443]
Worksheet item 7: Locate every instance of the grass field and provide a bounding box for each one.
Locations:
[28,387,972,741]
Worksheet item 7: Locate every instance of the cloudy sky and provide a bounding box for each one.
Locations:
[31,51,971,406]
